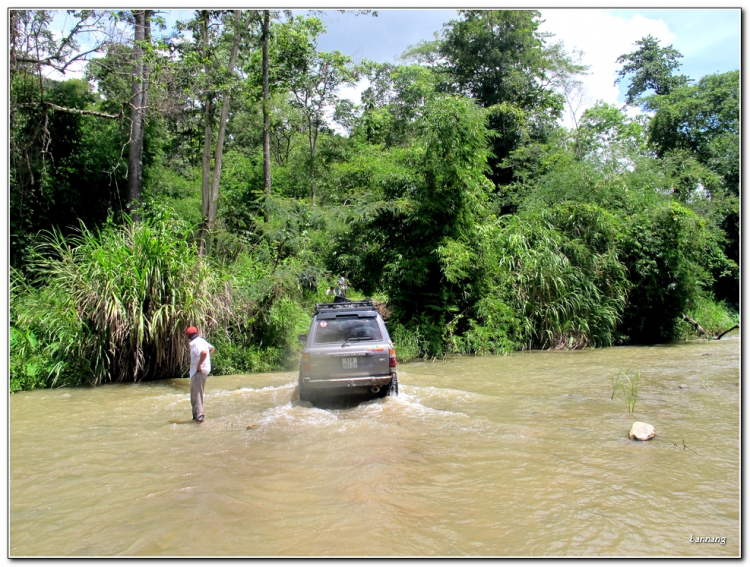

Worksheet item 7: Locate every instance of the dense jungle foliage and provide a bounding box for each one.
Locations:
[10,10,739,392]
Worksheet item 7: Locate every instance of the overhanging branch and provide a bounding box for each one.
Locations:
[14,101,122,120]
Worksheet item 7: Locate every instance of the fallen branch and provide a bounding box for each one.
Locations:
[682,314,706,337]
[714,325,739,340]
[682,314,739,340]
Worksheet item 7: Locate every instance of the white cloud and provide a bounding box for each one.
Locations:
[539,9,675,127]
[338,79,370,106]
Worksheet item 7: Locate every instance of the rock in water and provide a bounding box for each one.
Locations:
[629,422,656,441]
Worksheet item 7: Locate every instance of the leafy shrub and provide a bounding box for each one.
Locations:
[449,296,522,355]
[10,268,91,391]
[10,327,49,393]
[209,341,284,376]
[620,201,711,343]
[262,297,312,363]
[387,321,428,362]
[493,203,629,349]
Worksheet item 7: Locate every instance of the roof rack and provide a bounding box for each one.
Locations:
[315,299,375,314]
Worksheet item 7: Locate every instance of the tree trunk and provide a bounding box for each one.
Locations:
[199,103,213,256]
[208,10,243,233]
[199,10,213,256]
[9,10,18,81]
[262,9,272,222]
[127,9,146,218]
[137,11,151,185]
[310,122,319,207]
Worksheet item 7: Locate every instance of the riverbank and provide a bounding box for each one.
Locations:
[10,323,739,394]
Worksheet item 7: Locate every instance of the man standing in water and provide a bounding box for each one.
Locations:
[186,326,214,423]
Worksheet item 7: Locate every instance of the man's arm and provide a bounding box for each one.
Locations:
[197,350,208,373]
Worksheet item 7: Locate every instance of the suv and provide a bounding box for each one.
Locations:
[297,299,398,402]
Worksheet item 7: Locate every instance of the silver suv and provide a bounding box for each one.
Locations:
[297,299,398,402]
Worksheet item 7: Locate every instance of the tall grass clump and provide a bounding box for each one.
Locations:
[16,215,233,385]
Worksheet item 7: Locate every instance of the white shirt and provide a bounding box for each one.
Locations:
[189,337,214,377]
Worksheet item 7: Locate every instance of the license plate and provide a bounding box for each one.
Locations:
[342,357,358,369]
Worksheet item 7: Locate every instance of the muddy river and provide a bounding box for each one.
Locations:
[10,333,739,556]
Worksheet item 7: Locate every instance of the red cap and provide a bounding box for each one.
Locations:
[186,326,199,336]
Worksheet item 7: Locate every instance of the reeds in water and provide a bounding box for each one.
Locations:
[611,369,642,416]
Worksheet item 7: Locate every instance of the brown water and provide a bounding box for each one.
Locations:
[10,333,740,557]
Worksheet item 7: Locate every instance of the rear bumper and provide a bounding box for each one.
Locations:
[302,373,396,390]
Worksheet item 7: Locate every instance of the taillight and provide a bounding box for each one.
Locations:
[389,348,397,368]
[301,352,310,374]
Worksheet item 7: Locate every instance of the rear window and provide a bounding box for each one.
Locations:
[314,315,383,344]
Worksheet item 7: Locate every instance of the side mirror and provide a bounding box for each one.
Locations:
[298,334,308,343]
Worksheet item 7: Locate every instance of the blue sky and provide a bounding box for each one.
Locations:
[314,8,740,77]
[606,9,740,82]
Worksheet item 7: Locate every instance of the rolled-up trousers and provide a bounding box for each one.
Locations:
[191,372,208,420]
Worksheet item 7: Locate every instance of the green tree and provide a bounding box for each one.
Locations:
[176,10,259,252]
[436,10,584,186]
[576,101,648,171]
[10,77,131,269]
[10,10,125,268]
[358,62,439,147]
[615,35,688,107]
[273,16,358,205]
[647,70,739,303]
[355,96,494,352]
[620,201,715,343]
[647,71,739,194]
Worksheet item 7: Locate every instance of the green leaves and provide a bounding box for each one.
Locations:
[436,239,474,285]
[338,96,497,354]
[576,102,648,170]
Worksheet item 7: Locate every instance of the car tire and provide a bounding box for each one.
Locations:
[298,375,313,402]
[387,374,398,397]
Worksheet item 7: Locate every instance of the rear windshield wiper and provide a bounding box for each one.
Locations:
[342,336,373,346]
